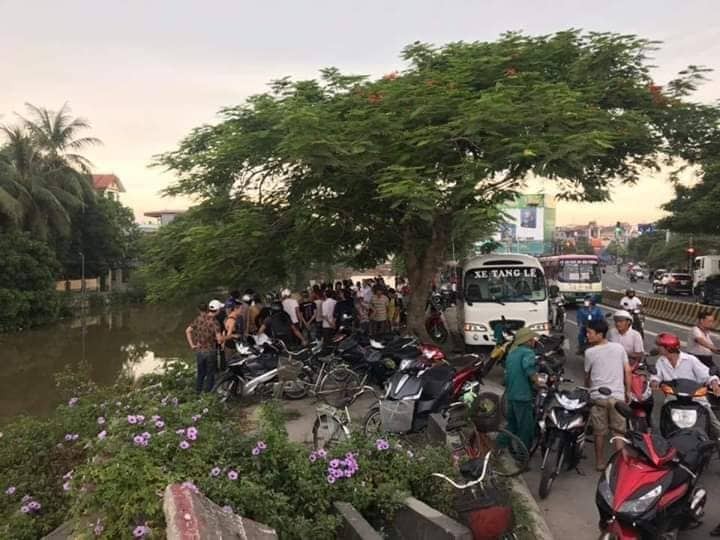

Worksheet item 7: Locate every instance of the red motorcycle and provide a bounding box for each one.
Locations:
[625,357,654,432]
[596,387,716,539]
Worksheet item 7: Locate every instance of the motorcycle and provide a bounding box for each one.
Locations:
[631,308,645,340]
[625,357,654,433]
[213,336,306,402]
[596,383,717,539]
[426,293,449,344]
[537,385,612,499]
[549,294,566,332]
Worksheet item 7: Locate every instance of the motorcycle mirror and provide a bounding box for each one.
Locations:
[598,386,612,396]
[614,401,634,419]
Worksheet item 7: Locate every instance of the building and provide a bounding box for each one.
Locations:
[91,174,125,200]
[143,210,185,227]
[483,194,556,256]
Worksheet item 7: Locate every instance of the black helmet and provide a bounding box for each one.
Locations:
[270,301,283,313]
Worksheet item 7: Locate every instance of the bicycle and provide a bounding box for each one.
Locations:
[312,385,378,450]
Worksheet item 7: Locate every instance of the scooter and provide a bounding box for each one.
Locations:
[596,384,716,539]
[426,294,449,344]
[549,294,566,332]
[631,308,645,340]
[625,357,654,433]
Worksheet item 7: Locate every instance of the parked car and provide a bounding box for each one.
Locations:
[657,272,693,295]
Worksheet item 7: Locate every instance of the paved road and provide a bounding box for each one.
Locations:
[603,269,696,304]
[507,309,720,540]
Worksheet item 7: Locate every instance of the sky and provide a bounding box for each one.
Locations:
[1,0,718,226]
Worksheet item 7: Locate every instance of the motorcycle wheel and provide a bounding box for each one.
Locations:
[312,414,348,450]
[428,321,448,344]
[282,380,308,400]
[539,447,563,499]
[362,405,382,436]
[213,376,239,404]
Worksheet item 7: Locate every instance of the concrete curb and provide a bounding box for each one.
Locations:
[509,473,556,540]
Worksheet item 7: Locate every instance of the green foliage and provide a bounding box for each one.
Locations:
[628,232,720,270]
[0,231,64,331]
[605,240,627,258]
[0,362,455,539]
[153,30,717,334]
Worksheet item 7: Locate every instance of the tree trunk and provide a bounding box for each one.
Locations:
[403,218,450,342]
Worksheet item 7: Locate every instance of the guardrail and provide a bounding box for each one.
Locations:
[602,290,720,331]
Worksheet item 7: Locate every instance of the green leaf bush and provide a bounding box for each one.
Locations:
[1,361,455,538]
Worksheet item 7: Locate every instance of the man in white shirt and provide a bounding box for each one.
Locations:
[321,290,338,340]
[281,289,301,327]
[608,310,644,363]
[651,332,720,439]
[687,310,719,368]
[361,280,373,304]
[584,319,633,469]
[620,289,642,312]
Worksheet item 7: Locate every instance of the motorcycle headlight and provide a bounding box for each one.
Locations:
[556,394,586,411]
[619,485,662,515]
[464,323,488,332]
[598,479,614,507]
[671,409,697,429]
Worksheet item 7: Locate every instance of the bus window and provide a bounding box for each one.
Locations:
[559,261,600,283]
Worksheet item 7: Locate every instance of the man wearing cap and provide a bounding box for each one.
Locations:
[608,310,645,363]
[504,327,540,450]
[185,302,223,393]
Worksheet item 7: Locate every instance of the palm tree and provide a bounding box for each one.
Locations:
[0,126,85,239]
[20,102,102,173]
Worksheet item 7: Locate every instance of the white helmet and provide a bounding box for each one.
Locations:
[613,310,633,321]
[281,288,292,298]
[241,294,252,303]
[208,299,223,312]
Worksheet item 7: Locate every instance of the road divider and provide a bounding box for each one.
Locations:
[602,290,720,331]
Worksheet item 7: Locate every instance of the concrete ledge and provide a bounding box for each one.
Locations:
[392,496,473,540]
[163,484,277,540]
[334,502,383,540]
[509,474,556,540]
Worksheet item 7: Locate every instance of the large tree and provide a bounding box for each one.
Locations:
[157,31,718,336]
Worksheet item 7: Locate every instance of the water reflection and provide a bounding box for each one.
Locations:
[0,304,194,420]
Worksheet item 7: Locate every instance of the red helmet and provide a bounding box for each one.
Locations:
[656,333,680,353]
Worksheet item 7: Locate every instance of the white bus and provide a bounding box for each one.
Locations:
[461,253,549,350]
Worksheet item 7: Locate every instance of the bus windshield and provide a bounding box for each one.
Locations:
[559,260,601,283]
[464,266,547,303]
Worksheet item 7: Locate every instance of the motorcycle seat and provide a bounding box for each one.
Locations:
[421,365,455,400]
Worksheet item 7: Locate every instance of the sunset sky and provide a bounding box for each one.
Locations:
[1,0,718,226]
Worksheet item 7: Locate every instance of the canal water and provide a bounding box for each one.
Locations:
[0,304,195,421]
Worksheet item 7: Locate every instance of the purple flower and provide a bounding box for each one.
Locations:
[256,440,267,450]
[28,501,41,511]
[68,397,79,407]
[133,435,146,446]
[210,467,221,477]
[151,415,160,422]
[187,426,198,438]
[326,474,336,484]
[141,432,152,440]
[136,415,145,424]
[251,447,261,456]
[98,430,107,440]
[179,440,190,450]
[181,481,199,493]
[20,505,30,514]
[5,486,16,495]
[329,459,341,469]
[309,453,317,463]
[63,481,71,492]
[127,415,138,425]
[330,467,344,478]
[97,417,106,425]
[191,414,201,422]
[343,469,353,478]
[155,420,165,429]
[64,434,73,441]
[21,495,31,503]
[375,438,390,451]
[133,525,150,538]
[222,505,233,513]
[227,470,238,481]
[317,448,328,459]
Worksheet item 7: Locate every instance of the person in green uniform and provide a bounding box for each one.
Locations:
[503,327,540,450]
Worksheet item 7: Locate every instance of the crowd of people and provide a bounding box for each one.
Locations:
[184,277,412,394]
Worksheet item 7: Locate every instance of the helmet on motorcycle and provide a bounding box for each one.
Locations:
[656,332,680,353]
[613,310,633,322]
[626,289,635,297]
[280,288,292,299]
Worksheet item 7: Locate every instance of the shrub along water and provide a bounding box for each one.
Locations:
[0,360,455,539]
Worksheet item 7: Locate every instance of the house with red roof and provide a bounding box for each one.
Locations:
[91,174,125,200]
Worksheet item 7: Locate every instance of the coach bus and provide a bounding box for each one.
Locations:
[461,253,549,350]
[539,254,602,304]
